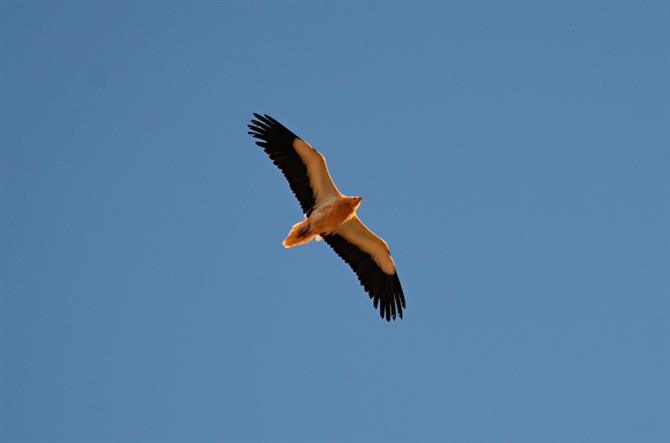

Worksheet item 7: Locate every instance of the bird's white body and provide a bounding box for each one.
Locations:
[282,195,360,247]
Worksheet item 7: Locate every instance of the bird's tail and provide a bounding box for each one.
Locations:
[283,219,316,248]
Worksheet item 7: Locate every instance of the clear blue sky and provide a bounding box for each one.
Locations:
[2,2,668,442]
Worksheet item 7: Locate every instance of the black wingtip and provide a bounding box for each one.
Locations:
[247,112,316,218]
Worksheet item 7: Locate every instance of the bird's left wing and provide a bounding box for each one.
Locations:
[248,114,342,216]
[323,216,406,321]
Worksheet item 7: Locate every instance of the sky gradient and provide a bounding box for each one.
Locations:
[2,2,669,442]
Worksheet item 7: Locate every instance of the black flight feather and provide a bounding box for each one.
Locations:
[323,233,406,321]
[247,114,316,216]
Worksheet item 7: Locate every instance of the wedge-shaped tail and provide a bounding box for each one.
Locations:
[283,219,316,248]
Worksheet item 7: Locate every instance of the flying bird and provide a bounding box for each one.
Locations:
[247,114,406,321]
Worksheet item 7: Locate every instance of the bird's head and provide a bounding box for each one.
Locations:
[351,196,363,209]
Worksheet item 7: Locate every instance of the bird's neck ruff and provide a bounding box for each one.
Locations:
[309,196,360,236]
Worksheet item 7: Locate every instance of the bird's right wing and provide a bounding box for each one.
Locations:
[324,216,405,321]
[248,114,342,216]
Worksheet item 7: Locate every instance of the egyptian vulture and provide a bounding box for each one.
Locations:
[247,114,406,321]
